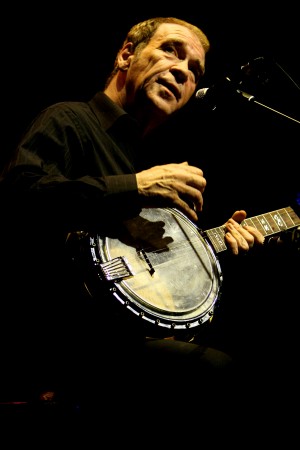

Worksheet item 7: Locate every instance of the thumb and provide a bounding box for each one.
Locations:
[231,210,247,223]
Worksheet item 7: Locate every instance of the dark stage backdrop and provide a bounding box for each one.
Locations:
[2,2,299,265]
[2,5,299,208]
[1,4,299,412]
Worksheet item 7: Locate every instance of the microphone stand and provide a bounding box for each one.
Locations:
[236,88,300,125]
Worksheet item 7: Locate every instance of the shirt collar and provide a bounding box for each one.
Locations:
[89,91,130,131]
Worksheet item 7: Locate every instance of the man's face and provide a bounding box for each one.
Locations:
[125,23,206,119]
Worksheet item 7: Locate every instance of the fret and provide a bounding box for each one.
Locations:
[262,213,282,233]
[243,214,280,236]
[245,216,265,234]
[288,207,300,225]
[206,227,227,253]
[243,207,300,236]
[205,206,300,254]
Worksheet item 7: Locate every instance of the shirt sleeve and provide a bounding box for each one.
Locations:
[0,103,142,232]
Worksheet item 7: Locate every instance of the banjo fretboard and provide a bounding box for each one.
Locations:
[205,206,300,253]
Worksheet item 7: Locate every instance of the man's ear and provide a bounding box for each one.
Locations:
[117,42,134,71]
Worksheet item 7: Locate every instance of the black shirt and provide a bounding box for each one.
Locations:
[0,92,147,395]
[0,91,143,230]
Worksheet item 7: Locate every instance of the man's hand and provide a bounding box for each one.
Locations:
[224,210,265,255]
[136,161,206,222]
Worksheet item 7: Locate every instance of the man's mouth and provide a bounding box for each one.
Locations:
[157,79,180,101]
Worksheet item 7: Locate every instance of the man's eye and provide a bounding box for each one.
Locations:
[193,70,202,84]
[190,64,203,84]
[164,45,177,55]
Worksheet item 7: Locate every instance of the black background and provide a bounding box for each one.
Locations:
[2,4,299,214]
[1,4,299,379]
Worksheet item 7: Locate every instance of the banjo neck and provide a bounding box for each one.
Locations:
[204,206,300,254]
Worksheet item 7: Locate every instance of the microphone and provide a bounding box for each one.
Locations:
[195,87,210,100]
[196,57,270,104]
[196,85,255,101]
[195,77,255,109]
[240,56,268,79]
[196,77,300,124]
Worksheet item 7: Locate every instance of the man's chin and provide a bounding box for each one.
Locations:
[150,94,177,116]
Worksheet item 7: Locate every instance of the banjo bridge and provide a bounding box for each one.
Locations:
[137,248,155,276]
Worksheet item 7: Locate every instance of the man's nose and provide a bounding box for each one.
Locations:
[170,62,189,82]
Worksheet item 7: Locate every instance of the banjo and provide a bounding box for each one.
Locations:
[68,206,299,337]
